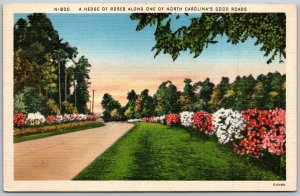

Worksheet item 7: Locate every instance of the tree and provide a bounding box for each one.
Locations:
[101,93,121,121]
[153,81,180,115]
[222,75,256,111]
[265,72,286,109]
[208,77,229,111]
[134,89,155,118]
[179,78,195,111]
[73,56,91,114]
[131,13,286,64]
[124,90,138,119]
[249,81,265,109]
[193,78,215,111]
[14,13,77,102]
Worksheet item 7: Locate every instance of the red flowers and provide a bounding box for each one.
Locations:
[46,115,56,124]
[141,116,155,122]
[87,115,99,121]
[261,109,286,155]
[13,113,26,127]
[193,111,214,135]
[166,114,181,125]
[233,108,286,157]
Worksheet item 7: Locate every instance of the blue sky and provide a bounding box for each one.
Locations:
[14,13,285,111]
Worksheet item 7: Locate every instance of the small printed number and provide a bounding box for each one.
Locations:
[273,183,285,186]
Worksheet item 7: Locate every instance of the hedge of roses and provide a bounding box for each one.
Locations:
[213,109,245,144]
[14,111,99,128]
[127,108,286,159]
[180,111,194,127]
[193,111,214,135]
[233,108,286,158]
[166,114,181,125]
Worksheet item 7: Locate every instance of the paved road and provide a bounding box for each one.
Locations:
[14,122,134,180]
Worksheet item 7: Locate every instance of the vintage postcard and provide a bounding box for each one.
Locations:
[3,3,297,192]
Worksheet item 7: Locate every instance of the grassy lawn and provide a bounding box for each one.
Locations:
[74,122,283,180]
[14,122,104,143]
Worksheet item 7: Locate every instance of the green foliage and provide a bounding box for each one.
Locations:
[154,81,180,115]
[134,89,155,118]
[64,101,78,114]
[208,77,229,111]
[124,90,138,119]
[14,87,49,115]
[124,107,135,119]
[74,123,282,180]
[108,72,285,120]
[110,109,121,121]
[131,13,286,64]
[46,99,60,115]
[14,14,77,95]
[101,93,122,121]
[194,78,215,111]
[74,56,91,114]
[19,86,49,115]
[179,94,193,111]
[14,92,27,114]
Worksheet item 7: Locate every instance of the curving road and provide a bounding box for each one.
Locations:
[14,122,134,180]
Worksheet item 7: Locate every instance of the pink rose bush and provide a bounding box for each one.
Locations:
[261,109,286,155]
[14,113,27,127]
[193,111,214,135]
[166,114,181,125]
[233,108,286,158]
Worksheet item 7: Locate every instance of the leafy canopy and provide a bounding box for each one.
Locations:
[130,13,286,64]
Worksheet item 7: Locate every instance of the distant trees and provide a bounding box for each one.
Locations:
[14,14,92,115]
[101,72,286,121]
[101,93,122,121]
[124,90,138,119]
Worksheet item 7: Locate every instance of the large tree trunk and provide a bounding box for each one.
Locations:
[38,84,42,97]
[45,87,48,100]
[58,61,62,112]
[73,80,76,107]
[65,69,67,102]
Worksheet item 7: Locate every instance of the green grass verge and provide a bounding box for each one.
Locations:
[74,122,283,180]
[14,122,104,143]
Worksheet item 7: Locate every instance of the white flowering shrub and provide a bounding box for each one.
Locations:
[154,115,165,123]
[77,114,87,121]
[213,108,245,144]
[180,111,194,127]
[55,115,65,123]
[127,119,142,123]
[26,112,46,126]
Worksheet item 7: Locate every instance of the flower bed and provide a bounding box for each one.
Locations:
[127,108,286,159]
[14,112,99,128]
[14,120,101,137]
[14,111,100,137]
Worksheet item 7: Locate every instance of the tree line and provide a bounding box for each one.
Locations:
[101,72,285,121]
[14,14,91,115]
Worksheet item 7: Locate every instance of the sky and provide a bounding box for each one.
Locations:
[14,13,285,113]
